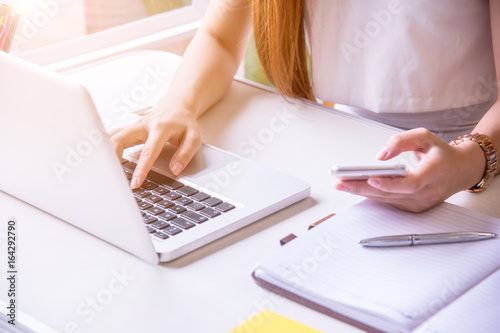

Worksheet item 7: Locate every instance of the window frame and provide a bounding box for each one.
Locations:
[17,0,209,71]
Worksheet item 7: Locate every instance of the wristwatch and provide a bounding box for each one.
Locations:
[450,133,498,192]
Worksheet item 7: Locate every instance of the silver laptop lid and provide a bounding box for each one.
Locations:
[0,53,159,264]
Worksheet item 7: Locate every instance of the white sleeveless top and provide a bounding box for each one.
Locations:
[305,0,497,116]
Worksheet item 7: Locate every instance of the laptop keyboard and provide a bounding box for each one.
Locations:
[121,159,235,241]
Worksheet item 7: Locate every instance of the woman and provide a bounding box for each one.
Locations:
[110,0,500,212]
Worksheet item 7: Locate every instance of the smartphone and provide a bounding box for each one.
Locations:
[330,164,408,180]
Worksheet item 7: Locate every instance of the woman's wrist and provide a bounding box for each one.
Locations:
[451,141,485,191]
[155,93,201,118]
[450,133,498,192]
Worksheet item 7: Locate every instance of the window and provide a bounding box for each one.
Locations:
[2,0,208,69]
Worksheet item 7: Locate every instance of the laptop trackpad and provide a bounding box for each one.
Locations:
[129,144,240,179]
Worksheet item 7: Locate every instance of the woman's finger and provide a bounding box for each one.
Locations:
[169,128,202,176]
[131,131,169,189]
[377,128,437,160]
[109,124,149,161]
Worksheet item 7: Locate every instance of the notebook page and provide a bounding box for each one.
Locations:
[412,268,500,332]
[256,200,500,332]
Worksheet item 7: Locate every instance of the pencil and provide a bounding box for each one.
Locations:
[0,4,7,18]
[3,12,20,53]
[0,13,12,51]
[0,17,6,40]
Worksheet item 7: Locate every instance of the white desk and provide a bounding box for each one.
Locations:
[1,51,499,333]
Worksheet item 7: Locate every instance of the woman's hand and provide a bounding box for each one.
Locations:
[109,100,201,190]
[335,128,486,212]
[106,1,251,191]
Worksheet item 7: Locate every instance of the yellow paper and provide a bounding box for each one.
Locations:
[230,310,322,333]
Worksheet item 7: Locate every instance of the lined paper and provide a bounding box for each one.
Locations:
[413,268,500,332]
[256,200,500,332]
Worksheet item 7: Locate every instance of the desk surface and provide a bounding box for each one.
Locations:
[1,51,499,333]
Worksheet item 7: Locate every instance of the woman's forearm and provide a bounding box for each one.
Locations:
[473,0,500,175]
[161,0,252,117]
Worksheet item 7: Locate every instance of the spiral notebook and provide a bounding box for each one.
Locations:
[253,200,500,333]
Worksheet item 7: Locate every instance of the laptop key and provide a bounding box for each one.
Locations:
[145,195,163,203]
[169,205,187,214]
[181,211,208,224]
[134,190,151,199]
[123,161,137,172]
[187,202,205,211]
[203,197,223,207]
[163,225,183,235]
[152,187,170,195]
[138,202,153,210]
[157,200,175,209]
[146,170,184,190]
[175,197,193,206]
[146,226,156,234]
[164,192,181,200]
[153,232,169,240]
[177,186,199,196]
[147,207,165,216]
[141,180,158,191]
[214,202,235,212]
[199,207,221,218]
[143,215,158,224]
[171,217,196,230]
[191,192,211,202]
[158,212,177,221]
[151,220,169,230]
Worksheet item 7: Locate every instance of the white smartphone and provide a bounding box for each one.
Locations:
[330,164,408,180]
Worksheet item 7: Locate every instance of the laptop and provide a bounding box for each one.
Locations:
[0,52,310,264]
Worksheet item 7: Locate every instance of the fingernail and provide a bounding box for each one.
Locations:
[376,146,389,160]
[130,176,140,189]
[368,178,381,189]
[171,162,183,176]
[336,183,348,192]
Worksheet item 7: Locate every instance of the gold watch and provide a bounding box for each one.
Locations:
[450,133,498,192]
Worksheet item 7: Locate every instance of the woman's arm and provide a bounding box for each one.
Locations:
[111,0,252,189]
[473,0,500,157]
[336,1,500,212]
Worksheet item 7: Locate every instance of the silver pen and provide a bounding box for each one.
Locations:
[359,231,497,247]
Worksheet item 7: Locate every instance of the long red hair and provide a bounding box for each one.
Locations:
[251,0,314,100]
